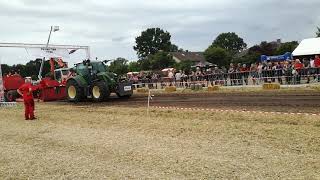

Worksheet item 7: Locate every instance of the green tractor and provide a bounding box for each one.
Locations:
[66,60,133,102]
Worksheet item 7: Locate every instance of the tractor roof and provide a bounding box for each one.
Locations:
[74,60,102,65]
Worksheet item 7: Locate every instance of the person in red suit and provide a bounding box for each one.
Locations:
[17,78,36,120]
[314,55,320,82]
[314,55,320,67]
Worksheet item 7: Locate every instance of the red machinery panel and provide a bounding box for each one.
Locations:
[3,75,24,91]
[38,78,66,102]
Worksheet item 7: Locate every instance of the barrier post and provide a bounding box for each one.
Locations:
[147,90,152,116]
[0,62,4,103]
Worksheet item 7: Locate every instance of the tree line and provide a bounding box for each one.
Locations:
[108,27,313,75]
[2,27,320,77]
[1,59,51,79]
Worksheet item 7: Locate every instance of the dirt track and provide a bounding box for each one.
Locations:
[67,91,320,114]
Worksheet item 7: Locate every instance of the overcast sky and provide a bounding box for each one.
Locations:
[0,0,319,65]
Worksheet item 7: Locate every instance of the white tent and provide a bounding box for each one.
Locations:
[292,38,320,56]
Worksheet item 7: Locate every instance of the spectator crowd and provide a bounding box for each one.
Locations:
[128,55,320,88]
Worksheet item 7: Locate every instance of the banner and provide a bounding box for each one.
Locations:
[261,52,292,62]
[0,63,4,102]
[25,47,70,59]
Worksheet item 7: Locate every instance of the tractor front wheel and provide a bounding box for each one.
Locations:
[66,80,83,102]
[4,90,18,102]
[91,82,110,102]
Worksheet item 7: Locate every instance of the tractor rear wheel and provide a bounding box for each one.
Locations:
[91,81,110,102]
[66,80,83,102]
[4,90,18,102]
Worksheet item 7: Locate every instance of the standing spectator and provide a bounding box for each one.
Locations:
[195,67,203,81]
[146,72,152,88]
[283,61,291,84]
[240,64,249,85]
[221,66,228,86]
[207,67,214,86]
[250,63,258,85]
[310,58,315,68]
[236,63,242,85]
[228,63,236,86]
[293,59,303,84]
[212,66,222,85]
[190,70,196,81]
[314,55,320,82]
[168,70,174,86]
[314,55,320,67]
[262,61,269,82]
[294,59,304,69]
[266,61,275,82]
[275,62,284,84]
[302,58,310,83]
[309,58,316,81]
[168,70,174,79]
[181,71,187,88]
[257,62,264,84]
[175,70,182,87]
[151,73,159,89]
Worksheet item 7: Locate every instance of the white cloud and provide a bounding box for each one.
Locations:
[0,0,319,65]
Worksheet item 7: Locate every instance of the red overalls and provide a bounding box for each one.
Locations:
[18,83,35,120]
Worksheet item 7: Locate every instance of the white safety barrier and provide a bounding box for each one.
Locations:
[130,68,320,89]
[0,102,17,107]
[152,106,319,116]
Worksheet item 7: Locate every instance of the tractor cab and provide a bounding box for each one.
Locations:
[54,68,71,84]
[74,60,117,83]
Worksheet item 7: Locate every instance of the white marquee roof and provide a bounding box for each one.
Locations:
[292,38,320,56]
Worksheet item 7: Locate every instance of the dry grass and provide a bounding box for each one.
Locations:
[0,103,320,179]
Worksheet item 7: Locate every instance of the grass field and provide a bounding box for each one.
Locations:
[0,103,320,179]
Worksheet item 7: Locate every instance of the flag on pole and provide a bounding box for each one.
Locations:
[53,26,59,32]
[69,49,77,54]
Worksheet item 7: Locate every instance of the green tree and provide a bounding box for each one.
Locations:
[178,48,185,52]
[1,64,11,75]
[170,44,179,52]
[212,32,247,54]
[204,46,231,67]
[108,57,129,76]
[233,52,260,65]
[317,27,320,37]
[1,59,51,79]
[128,61,141,72]
[148,51,175,70]
[138,59,151,71]
[134,28,172,58]
[233,42,276,64]
[174,60,193,74]
[276,41,298,54]
[247,41,277,57]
